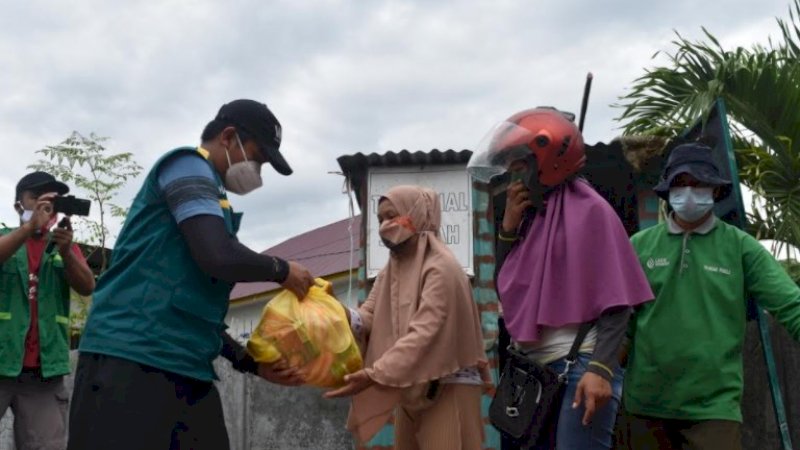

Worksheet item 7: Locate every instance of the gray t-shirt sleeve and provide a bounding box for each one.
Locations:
[157,153,223,224]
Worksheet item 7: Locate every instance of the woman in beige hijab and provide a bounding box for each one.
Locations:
[325,185,489,450]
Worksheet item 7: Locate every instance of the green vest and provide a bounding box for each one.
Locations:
[79,147,241,381]
[0,232,71,378]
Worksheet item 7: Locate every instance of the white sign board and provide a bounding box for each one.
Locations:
[366,165,474,278]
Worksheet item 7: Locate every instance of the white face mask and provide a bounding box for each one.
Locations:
[669,187,715,223]
[224,134,263,195]
[20,209,33,223]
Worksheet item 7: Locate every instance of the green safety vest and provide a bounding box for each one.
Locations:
[0,231,71,378]
[79,147,241,381]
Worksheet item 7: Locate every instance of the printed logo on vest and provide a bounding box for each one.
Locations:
[703,265,732,276]
[646,257,670,269]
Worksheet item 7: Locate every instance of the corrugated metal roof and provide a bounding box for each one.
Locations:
[229,215,362,301]
[336,148,473,173]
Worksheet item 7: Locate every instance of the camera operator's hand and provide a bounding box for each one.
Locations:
[281,261,314,300]
[23,193,57,236]
[52,217,74,256]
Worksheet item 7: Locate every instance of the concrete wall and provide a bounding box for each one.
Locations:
[214,358,354,450]
[1,353,355,450]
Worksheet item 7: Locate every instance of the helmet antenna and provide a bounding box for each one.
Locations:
[578,72,593,133]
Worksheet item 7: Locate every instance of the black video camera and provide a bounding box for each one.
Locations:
[52,195,91,216]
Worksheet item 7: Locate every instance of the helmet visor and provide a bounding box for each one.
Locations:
[467,121,534,183]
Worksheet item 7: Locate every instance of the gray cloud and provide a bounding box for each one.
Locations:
[0,0,789,251]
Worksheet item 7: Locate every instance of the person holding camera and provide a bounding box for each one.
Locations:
[0,171,95,450]
[67,99,315,450]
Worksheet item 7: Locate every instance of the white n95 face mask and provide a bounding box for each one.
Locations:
[20,209,34,223]
[224,134,263,195]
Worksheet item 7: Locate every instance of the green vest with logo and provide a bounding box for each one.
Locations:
[0,232,71,378]
[79,147,241,381]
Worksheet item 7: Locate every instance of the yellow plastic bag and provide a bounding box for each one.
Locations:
[247,278,363,388]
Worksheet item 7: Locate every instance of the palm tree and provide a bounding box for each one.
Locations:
[615,1,800,271]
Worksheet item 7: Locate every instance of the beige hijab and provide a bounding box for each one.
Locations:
[347,185,488,442]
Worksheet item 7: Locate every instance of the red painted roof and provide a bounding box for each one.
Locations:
[229,215,362,301]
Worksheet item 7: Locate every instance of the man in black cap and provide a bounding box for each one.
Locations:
[68,99,315,450]
[0,171,95,450]
[621,143,800,450]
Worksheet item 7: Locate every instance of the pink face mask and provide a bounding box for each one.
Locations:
[378,216,417,250]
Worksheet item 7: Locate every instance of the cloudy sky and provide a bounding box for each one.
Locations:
[0,0,791,252]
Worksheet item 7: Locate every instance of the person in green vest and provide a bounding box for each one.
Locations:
[621,143,800,450]
[0,171,95,450]
[67,99,316,450]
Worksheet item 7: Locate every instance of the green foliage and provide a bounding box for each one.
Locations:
[614,0,800,259]
[29,131,142,340]
[28,131,142,272]
[780,260,800,286]
[70,290,91,338]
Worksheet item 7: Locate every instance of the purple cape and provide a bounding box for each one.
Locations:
[497,179,653,342]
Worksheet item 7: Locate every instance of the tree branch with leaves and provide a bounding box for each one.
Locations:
[28,131,142,338]
[28,131,142,272]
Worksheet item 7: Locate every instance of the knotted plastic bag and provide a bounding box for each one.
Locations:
[247,279,363,388]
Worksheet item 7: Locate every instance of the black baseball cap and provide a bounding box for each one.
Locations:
[653,143,732,200]
[16,171,69,199]
[215,99,293,176]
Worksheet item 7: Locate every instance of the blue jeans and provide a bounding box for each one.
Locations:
[534,354,624,450]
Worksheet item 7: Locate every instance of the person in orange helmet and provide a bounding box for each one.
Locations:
[470,107,653,450]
